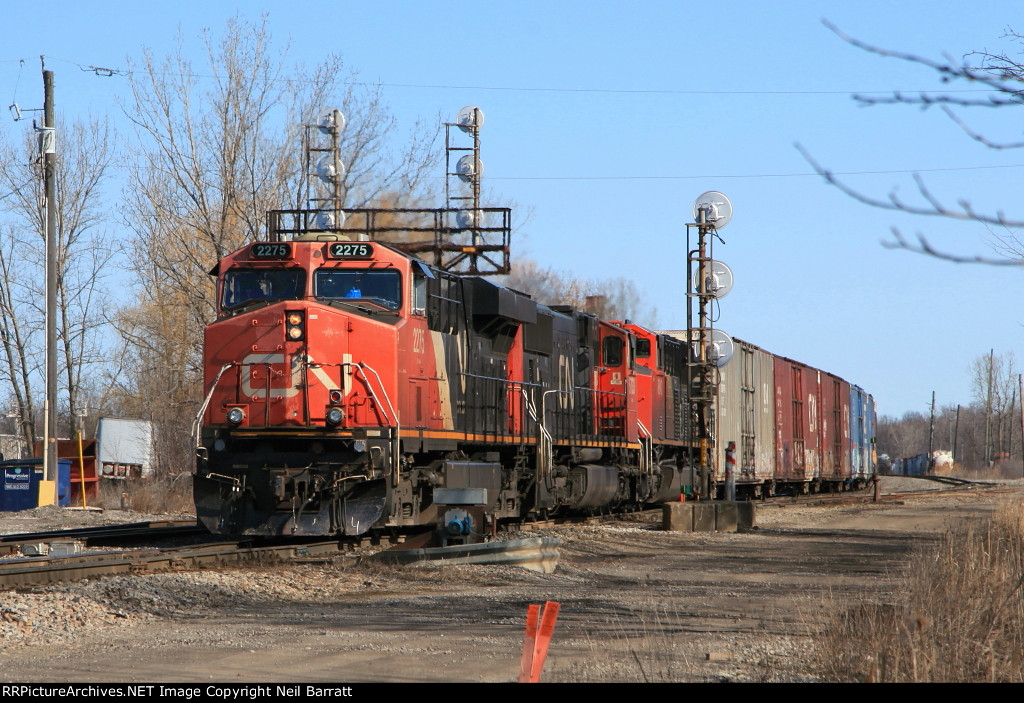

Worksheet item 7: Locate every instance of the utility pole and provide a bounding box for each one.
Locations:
[953,404,960,466]
[927,391,935,474]
[42,59,57,500]
[1019,375,1023,477]
[985,349,994,467]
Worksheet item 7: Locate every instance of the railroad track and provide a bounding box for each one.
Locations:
[0,539,359,588]
[1,476,1007,589]
[0,519,206,556]
[0,520,412,589]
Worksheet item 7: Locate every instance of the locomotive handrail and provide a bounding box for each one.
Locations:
[544,385,628,443]
[452,372,541,437]
[637,420,654,499]
[192,363,236,452]
[342,361,401,495]
[540,389,571,488]
[345,362,399,429]
[521,388,549,443]
[516,386,548,496]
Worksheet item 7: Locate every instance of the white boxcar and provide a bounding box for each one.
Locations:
[715,338,776,491]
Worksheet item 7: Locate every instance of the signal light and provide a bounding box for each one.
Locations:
[226,407,245,425]
[285,310,304,342]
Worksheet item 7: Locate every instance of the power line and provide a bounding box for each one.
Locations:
[490,163,1024,181]
[373,83,997,96]
[31,56,1001,96]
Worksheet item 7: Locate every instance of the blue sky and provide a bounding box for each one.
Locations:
[2,0,1022,419]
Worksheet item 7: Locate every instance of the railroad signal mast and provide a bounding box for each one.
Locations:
[304,108,349,233]
[270,106,510,276]
[685,191,735,499]
[442,105,509,275]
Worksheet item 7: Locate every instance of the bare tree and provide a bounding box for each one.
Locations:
[501,257,657,325]
[120,14,441,364]
[0,115,119,444]
[116,15,441,471]
[108,285,200,474]
[876,410,930,461]
[0,223,40,449]
[971,350,1020,465]
[802,22,1024,264]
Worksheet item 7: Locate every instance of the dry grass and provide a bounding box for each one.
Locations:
[813,500,1024,682]
[948,462,1023,481]
[555,603,694,682]
[95,473,195,515]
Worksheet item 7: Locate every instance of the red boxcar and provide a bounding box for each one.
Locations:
[773,355,820,487]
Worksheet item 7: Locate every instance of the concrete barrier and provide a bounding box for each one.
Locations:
[662,502,694,532]
[661,500,757,533]
[692,502,716,532]
[715,502,738,532]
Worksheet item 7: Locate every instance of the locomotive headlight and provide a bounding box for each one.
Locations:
[226,407,245,425]
[285,310,304,341]
[325,406,344,425]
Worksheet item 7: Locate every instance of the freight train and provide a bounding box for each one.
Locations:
[711,337,876,496]
[192,207,877,540]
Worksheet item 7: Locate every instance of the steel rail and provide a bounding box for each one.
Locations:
[0,520,200,544]
[0,539,354,589]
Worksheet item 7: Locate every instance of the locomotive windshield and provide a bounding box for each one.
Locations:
[315,269,401,311]
[222,268,306,310]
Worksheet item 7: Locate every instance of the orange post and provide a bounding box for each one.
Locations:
[519,601,561,683]
[529,601,561,682]
[518,604,540,683]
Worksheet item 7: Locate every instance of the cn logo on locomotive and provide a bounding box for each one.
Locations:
[240,352,341,399]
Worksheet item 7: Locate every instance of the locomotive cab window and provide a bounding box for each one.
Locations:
[222,268,306,310]
[602,336,623,367]
[636,338,651,359]
[315,269,402,311]
[412,274,427,316]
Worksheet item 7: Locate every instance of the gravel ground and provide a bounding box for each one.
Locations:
[0,476,1020,682]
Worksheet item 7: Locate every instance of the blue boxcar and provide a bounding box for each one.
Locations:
[849,386,876,481]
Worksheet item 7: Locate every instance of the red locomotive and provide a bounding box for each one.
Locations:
[193,208,694,539]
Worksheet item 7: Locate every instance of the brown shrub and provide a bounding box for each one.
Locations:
[814,500,1024,682]
[95,473,194,515]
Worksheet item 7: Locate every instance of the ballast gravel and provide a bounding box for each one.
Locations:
[0,478,1019,682]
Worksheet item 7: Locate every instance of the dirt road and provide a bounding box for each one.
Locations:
[1,478,1018,682]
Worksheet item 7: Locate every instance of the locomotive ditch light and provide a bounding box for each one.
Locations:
[286,311,305,341]
[226,407,246,425]
[325,406,345,426]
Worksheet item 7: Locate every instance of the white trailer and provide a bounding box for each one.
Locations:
[96,418,154,479]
